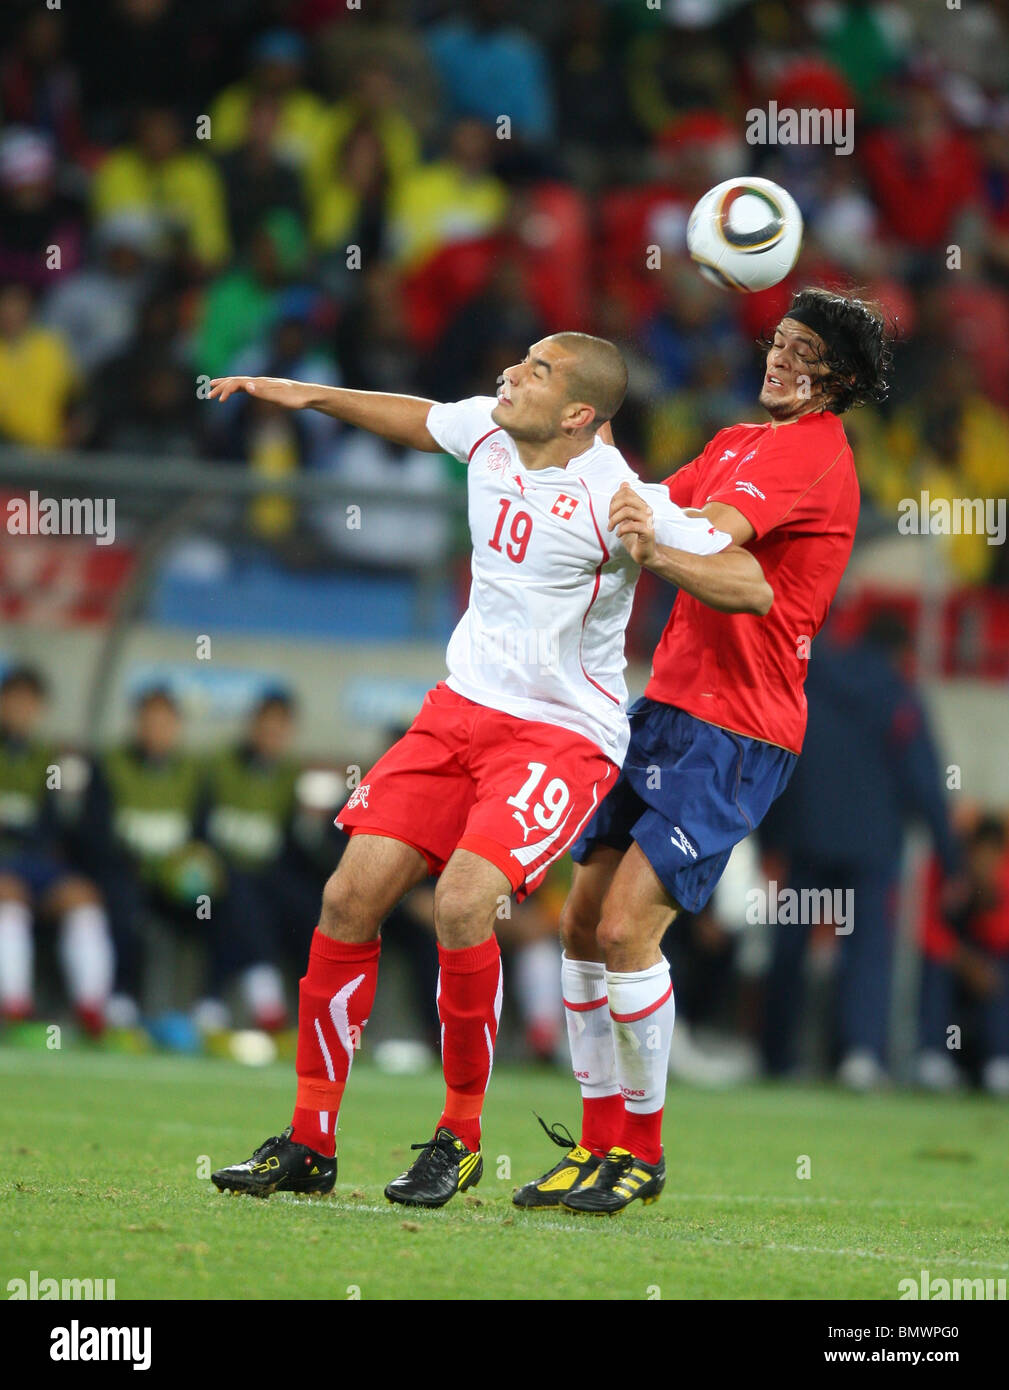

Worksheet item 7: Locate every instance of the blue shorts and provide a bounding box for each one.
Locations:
[0,851,71,900]
[572,699,797,914]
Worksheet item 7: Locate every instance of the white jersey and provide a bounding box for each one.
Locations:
[426,396,731,765]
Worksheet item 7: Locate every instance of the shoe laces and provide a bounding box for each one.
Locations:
[598,1149,634,1183]
[408,1131,463,1169]
[534,1113,578,1152]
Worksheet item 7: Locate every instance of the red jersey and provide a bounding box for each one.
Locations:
[646,410,859,754]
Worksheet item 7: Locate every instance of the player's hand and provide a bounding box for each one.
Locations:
[954,943,1001,999]
[207,375,313,408]
[609,482,656,567]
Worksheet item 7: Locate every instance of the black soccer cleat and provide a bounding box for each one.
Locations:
[384,1127,482,1209]
[561,1146,665,1215]
[211,1126,336,1197]
[512,1116,602,1210]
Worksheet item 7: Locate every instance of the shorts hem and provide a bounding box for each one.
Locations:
[456,833,524,893]
[338,823,442,876]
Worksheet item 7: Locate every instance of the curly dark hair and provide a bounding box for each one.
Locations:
[758,287,895,414]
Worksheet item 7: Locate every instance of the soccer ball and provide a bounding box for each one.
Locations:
[686,177,803,293]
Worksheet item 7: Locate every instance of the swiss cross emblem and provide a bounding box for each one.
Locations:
[486,442,510,475]
[551,493,579,520]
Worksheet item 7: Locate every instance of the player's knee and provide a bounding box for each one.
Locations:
[0,873,30,904]
[559,896,599,958]
[595,908,637,957]
[434,883,496,948]
[50,876,102,911]
[318,869,380,943]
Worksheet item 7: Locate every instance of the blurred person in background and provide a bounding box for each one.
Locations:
[193,208,309,381]
[425,0,554,146]
[0,667,114,1037]
[306,59,419,220]
[43,210,160,376]
[0,8,91,163]
[388,119,507,272]
[90,287,193,453]
[216,93,307,256]
[310,122,395,288]
[0,125,83,290]
[83,688,220,1023]
[91,105,230,272]
[916,812,1009,1097]
[198,689,314,1034]
[0,282,83,448]
[209,28,328,177]
[859,79,982,281]
[760,614,963,1089]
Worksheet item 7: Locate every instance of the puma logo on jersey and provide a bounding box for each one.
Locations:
[734,480,765,500]
[551,494,579,520]
[719,448,737,462]
[669,825,698,859]
[514,473,526,495]
[512,809,534,841]
[345,783,370,811]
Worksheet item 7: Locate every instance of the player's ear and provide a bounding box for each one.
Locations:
[566,402,597,433]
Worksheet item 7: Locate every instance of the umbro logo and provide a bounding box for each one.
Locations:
[734,480,766,500]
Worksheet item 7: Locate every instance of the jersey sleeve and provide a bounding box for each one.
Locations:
[425,396,500,464]
[702,429,849,540]
[608,480,732,558]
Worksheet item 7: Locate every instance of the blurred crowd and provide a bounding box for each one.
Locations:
[2,0,1009,589]
[0,665,570,1061]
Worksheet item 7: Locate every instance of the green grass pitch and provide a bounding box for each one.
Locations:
[1,1047,1006,1301]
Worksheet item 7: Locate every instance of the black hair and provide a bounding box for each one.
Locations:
[759,286,895,414]
[970,815,1006,851]
[133,685,179,714]
[0,664,48,699]
[254,687,296,718]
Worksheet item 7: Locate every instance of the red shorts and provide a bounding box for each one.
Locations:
[337,682,618,900]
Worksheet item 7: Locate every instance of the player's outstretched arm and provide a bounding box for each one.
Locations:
[609,483,772,615]
[207,376,443,451]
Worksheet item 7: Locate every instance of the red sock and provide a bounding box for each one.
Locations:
[581,1093,624,1158]
[290,931,380,1158]
[620,1107,664,1165]
[436,936,502,1152]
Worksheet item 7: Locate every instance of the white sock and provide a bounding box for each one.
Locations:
[59,904,114,1009]
[606,959,675,1117]
[240,963,286,1025]
[0,901,33,1010]
[562,953,618,1098]
[514,938,562,1035]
